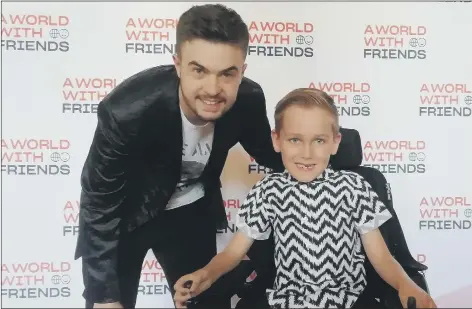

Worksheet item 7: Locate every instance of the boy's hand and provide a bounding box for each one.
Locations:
[173,269,213,308]
[172,231,255,308]
[398,281,437,308]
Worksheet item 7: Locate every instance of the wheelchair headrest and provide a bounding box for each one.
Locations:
[330,127,363,169]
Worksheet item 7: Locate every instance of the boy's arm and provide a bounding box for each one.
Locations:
[354,176,436,308]
[173,232,255,308]
[173,231,254,303]
[353,174,397,285]
[174,178,273,306]
[203,231,255,283]
[207,176,274,280]
[361,229,437,308]
[361,229,415,291]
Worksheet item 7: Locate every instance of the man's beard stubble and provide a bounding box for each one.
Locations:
[179,85,201,122]
[179,86,230,123]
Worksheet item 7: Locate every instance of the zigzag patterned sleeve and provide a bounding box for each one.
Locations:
[235,178,273,240]
[354,176,392,235]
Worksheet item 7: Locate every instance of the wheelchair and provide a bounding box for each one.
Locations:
[187,127,430,309]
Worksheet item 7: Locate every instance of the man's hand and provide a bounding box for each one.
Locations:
[398,281,437,309]
[173,269,214,308]
[93,302,123,308]
[172,231,255,308]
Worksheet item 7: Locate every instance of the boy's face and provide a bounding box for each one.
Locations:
[271,105,342,182]
[173,39,247,125]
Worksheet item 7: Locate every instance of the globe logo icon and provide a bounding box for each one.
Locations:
[296,35,305,44]
[464,96,472,105]
[51,275,61,284]
[49,29,60,39]
[50,152,61,162]
[50,152,70,162]
[409,152,426,161]
[353,95,362,104]
[464,209,472,218]
[49,29,69,39]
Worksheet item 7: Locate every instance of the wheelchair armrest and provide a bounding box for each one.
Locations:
[236,276,267,299]
[398,256,428,272]
[390,243,428,272]
[215,260,254,296]
[407,270,429,293]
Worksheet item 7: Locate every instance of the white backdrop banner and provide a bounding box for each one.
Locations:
[1,1,471,308]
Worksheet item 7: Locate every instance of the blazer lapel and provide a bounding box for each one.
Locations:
[146,72,183,183]
[164,79,183,180]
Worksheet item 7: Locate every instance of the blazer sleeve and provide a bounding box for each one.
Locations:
[239,86,285,173]
[78,102,131,303]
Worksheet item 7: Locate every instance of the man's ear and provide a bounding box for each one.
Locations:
[239,63,247,84]
[271,129,281,153]
[173,54,181,78]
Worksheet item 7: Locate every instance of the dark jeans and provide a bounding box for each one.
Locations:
[84,197,230,308]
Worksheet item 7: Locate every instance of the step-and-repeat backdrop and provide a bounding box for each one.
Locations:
[1,1,471,308]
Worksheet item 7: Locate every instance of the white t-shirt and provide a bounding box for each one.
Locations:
[165,108,214,210]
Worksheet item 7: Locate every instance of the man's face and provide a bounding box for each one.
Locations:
[271,105,341,182]
[173,39,247,125]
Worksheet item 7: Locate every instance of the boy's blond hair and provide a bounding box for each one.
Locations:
[274,88,340,135]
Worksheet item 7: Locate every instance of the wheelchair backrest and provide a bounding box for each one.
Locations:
[330,128,427,289]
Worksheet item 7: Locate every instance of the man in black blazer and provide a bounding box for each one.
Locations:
[75,4,284,309]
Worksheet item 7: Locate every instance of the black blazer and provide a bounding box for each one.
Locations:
[74,65,284,303]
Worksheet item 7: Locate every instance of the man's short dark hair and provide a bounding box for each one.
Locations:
[176,4,249,56]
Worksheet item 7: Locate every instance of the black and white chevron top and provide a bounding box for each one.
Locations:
[236,166,392,308]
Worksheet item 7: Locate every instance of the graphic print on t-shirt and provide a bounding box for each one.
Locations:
[166,110,214,210]
[173,142,211,197]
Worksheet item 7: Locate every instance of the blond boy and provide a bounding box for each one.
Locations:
[173,88,436,308]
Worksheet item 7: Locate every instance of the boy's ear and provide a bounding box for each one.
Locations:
[331,132,342,155]
[271,129,281,153]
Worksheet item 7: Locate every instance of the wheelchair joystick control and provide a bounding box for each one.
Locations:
[407,296,416,309]
[183,280,197,308]
[184,280,193,289]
